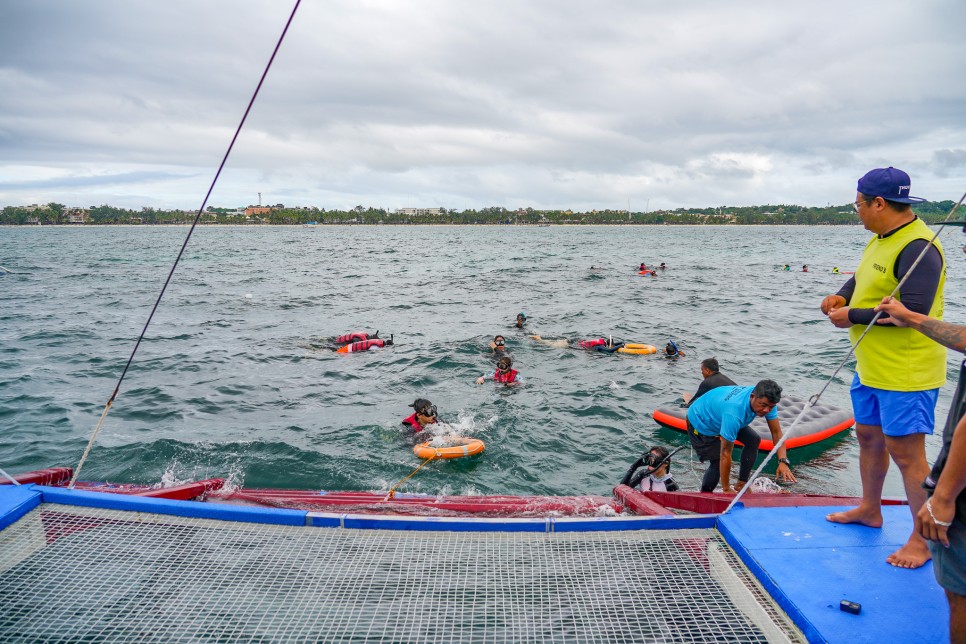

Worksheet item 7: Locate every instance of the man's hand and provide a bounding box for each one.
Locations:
[776,462,797,483]
[827,306,852,328]
[875,296,919,327]
[821,294,846,315]
[916,495,953,548]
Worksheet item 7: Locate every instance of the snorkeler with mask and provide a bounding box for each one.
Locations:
[402,399,439,433]
[621,445,681,492]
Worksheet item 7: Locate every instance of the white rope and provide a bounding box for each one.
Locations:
[69,400,113,488]
[725,192,966,513]
[0,466,21,485]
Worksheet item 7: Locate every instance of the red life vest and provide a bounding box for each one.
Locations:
[494,368,518,383]
[336,331,370,344]
[337,339,386,353]
[402,413,425,431]
[579,338,606,349]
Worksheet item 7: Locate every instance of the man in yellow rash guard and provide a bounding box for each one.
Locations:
[820,167,946,570]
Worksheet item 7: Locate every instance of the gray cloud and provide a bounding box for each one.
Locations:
[2,0,964,211]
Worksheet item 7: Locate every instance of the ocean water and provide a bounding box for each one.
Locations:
[2,224,963,498]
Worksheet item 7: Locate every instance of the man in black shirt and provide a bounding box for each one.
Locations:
[688,357,736,407]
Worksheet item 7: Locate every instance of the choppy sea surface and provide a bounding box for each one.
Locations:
[2,225,963,498]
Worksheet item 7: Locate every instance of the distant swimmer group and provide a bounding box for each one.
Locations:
[529,334,661,355]
[781,263,855,273]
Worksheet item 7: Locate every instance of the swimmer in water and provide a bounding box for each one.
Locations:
[664,340,685,358]
[530,335,625,352]
[621,445,680,492]
[402,399,439,433]
[515,312,527,329]
[476,355,521,384]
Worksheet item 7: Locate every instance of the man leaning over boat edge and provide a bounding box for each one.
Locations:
[685,380,796,493]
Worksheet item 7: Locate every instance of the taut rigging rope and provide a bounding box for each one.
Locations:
[70,1,303,488]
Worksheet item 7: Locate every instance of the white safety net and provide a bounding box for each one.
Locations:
[0,504,805,643]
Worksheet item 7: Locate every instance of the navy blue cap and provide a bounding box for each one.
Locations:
[857,167,925,204]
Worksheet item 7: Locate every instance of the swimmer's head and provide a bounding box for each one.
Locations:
[493,335,506,347]
[497,356,513,372]
[644,445,671,472]
[410,398,437,419]
[665,340,679,356]
[515,312,526,327]
[700,357,719,375]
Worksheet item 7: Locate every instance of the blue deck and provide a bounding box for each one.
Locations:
[720,504,946,644]
[0,484,949,643]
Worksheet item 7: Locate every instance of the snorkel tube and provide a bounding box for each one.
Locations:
[621,445,686,489]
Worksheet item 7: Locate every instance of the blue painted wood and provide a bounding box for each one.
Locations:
[719,504,947,644]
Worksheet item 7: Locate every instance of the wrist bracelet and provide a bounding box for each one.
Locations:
[927,498,954,528]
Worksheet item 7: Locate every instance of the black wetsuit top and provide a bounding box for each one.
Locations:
[836,221,943,326]
[688,371,737,406]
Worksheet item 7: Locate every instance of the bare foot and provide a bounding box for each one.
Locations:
[886,537,932,569]
[825,507,883,528]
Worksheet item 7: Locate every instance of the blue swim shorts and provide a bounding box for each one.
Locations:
[850,374,938,436]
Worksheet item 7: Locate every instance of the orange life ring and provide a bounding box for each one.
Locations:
[617,343,657,355]
[413,437,485,460]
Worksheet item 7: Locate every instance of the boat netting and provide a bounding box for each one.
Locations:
[0,503,805,643]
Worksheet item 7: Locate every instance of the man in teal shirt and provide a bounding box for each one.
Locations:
[686,380,796,493]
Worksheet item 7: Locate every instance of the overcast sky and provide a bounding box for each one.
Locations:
[2,0,964,212]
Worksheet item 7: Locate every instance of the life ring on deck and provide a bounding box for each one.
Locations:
[414,437,486,460]
[617,343,657,355]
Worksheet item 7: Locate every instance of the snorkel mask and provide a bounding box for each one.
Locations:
[643,446,671,471]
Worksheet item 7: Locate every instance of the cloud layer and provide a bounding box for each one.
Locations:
[2,0,964,211]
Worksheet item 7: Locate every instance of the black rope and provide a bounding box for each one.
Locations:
[71,1,301,487]
[108,0,301,406]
